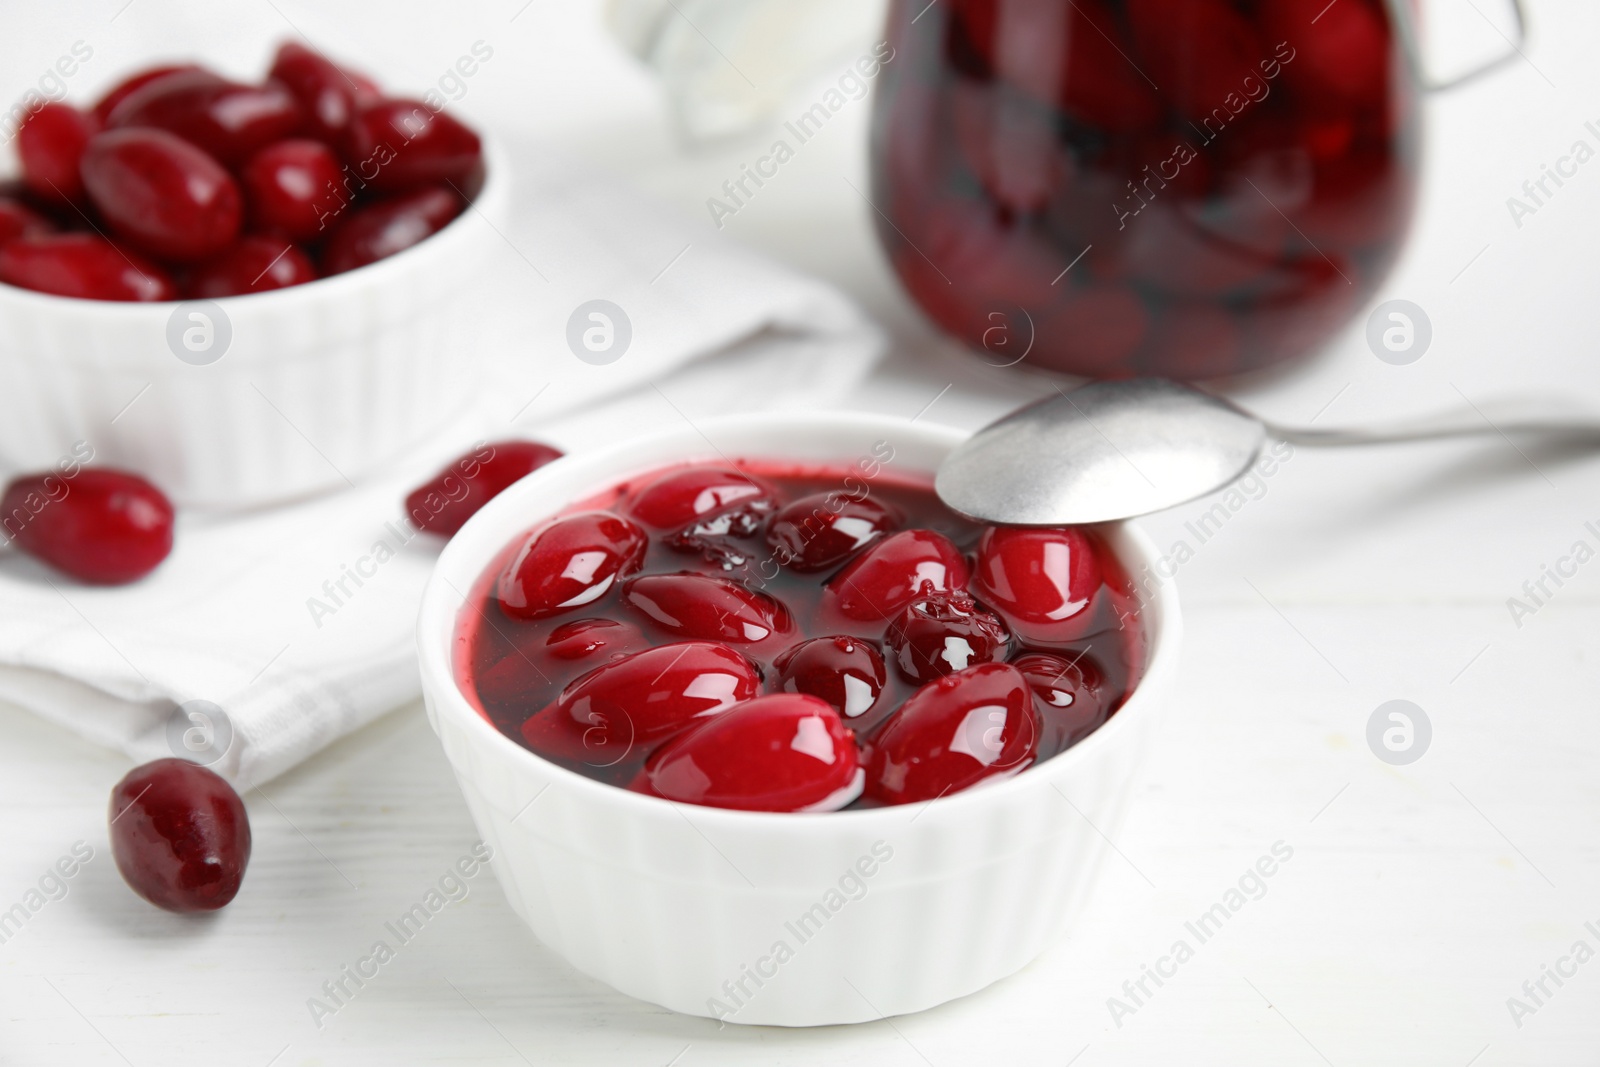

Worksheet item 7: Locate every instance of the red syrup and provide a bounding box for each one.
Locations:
[456,462,1146,810]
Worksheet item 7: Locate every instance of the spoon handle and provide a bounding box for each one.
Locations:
[1265,408,1600,448]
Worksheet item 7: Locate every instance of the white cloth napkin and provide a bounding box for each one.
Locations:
[0,164,884,789]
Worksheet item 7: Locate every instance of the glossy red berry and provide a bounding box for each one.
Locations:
[106,69,303,166]
[824,529,970,621]
[91,65,203,124]
[520,641,759,763]
[1,468,174,584]
[269,42,378,143]
[544,618,648,662]
[0,234,175,301]
[865,663,1038,806]
[766,491,902,572]
[80,128,242,262]
[0,197,51,247]
[1014,651,1111,751]
[17,102,99,203]
[638,694,863,812]
[109,758,250,913]
[772,636,886,719]
[406,440,564,537]
[185,236,316,298]
[973,525,1103,642]
[240,138,347,241]
[627,465,777,533]
[473,618,651,710]
[884,590,1011,685]
[320,186,462,275]
[497,512,649,621]
[342,98,483,193]
[621,572,793,645]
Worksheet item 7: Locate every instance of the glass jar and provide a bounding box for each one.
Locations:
[869,0,1423,378]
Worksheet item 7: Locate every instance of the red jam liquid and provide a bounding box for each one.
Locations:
[869,0,1420,379]
[456,461,1146,809]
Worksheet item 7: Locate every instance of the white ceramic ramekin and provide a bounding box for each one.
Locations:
[0,137,509,510]
[417,413,1181,1027]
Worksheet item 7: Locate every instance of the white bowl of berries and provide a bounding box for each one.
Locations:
[417,412,1181,1026]
[0,44,507,509]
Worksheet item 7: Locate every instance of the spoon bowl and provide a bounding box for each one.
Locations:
[935,379,1267,525]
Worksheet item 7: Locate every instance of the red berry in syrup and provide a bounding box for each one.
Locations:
[544,618,647,662]
[240,138,346,242]
[80,128,242,262]
[824,529,970,622]
[342,98,484,193]
[520,641,759,762]
[627,465,777,533]
[973,525,1103,642]
[269,42,378,143]
[320,186,462,275]
[2,468,174,584]
[17,102,99,203]
[91,65,203,124]
[865,662,1039,806]
[638,694,863,812]
[1014,651,1110,751]
[186,236,316,298]
[406,439,564,537]
[0,197,51,247]
[766,491,902,572]
[772,636,886,719]
[474,619,649,710]
[106,69,304,167]
[0,233,175,301]
[884,589,1011,685]
[109,758,251,912]
[621,572,793,645]
[496,512,648,621]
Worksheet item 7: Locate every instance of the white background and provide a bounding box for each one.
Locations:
[2,0,1600,1063]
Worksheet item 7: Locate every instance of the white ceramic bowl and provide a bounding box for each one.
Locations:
[0,137,509,510]
[417,413,1181,1027]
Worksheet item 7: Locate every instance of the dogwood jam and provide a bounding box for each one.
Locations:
[457,460,1145,811]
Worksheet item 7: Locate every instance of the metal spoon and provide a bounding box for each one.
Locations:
[936,378,1600,526]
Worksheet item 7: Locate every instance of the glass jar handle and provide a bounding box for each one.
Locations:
[1386,0,1529,92]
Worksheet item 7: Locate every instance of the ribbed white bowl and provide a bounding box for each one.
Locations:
[0,137,509,510]
[417,413,1181,1026]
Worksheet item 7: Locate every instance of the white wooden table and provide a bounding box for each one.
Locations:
[3,0,1599,1063]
